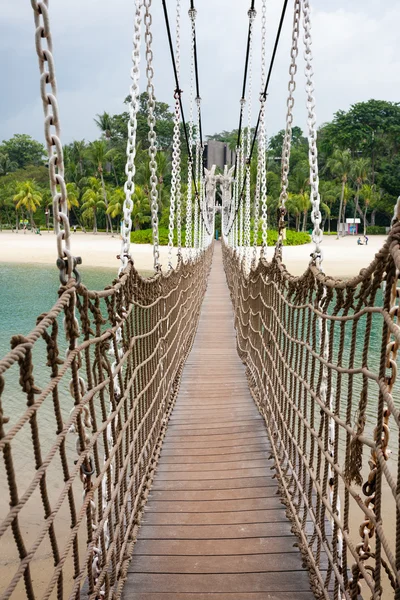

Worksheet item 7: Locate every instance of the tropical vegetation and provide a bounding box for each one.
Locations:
[1,97,399,240]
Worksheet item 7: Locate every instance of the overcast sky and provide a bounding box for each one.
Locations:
[1,0,399,147]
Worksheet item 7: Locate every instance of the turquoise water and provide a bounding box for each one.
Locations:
[0,263,118,357]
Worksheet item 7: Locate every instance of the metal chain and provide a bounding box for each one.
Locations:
[186,8,196,259]
[303,0,323,266]
[175,0,182,256]
[167,0,182,269]
[276,0,301,256]
[144,0,160,270]
[121,0,143,273]
[31,0,78,283]
[259,0,268,254]
[239,130,245,259]
[244,7,255,272]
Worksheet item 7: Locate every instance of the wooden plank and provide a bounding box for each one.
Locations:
[129,553,304,573]
[159,451,269,463]
[154,467,269,481]
[126,594,315,600]
[156,459,270,472]
[142,509,287,526]
[126,572,312,593]
[137,522,292,540]
[151,477,275,491]
[147,487,277,502]
[133,537,299,556]
[145,497,282,512]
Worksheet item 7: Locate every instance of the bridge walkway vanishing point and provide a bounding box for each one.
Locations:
[122,243,315,600]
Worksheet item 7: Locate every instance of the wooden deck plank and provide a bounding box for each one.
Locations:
[126,572,312,593]
[122,244,312,599]
[126,594,315,600]
[145,497,281,512]
[129,553,304,573]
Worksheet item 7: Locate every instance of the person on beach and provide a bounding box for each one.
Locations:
[364,235,368,245]
[357,237,363,245]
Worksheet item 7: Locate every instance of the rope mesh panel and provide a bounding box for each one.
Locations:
[222,227,400,600]
[0,247,212,600]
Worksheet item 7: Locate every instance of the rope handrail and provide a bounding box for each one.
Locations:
[222,211,400,599]
[0,244,213,600]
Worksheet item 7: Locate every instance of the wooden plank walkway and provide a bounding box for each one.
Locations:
[123,243,314,600]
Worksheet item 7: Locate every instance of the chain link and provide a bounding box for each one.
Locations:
[276,0,301,256]
[31,0,79,282]
[303,0,323,265]
[259,0,268,254]
[143,0,160,270]
[121,0,143,273]
[167,0,182,269]
[244,8,255,272]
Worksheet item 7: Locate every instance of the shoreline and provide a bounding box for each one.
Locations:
[0,231,387,278]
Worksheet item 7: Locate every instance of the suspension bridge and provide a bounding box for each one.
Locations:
[1,1,400,600]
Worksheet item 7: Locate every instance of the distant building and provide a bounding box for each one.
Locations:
[203,140,236,171]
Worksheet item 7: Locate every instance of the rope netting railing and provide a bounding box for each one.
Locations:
[0,247,212,600]
[222,214,400,599]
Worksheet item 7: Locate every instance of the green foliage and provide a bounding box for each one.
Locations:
[366,226,386,235]
[131,227,180,245]
[0,134,45,169]
[249,229,310,246]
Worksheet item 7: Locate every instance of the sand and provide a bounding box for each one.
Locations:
[0,231,387,278]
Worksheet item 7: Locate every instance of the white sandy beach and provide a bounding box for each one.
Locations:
[0,231,388,278]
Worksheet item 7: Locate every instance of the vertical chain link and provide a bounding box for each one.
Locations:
[167,0,182,269]
[31,0,78,282]
[303,0,323,266]
[244,7,256,272]
[259,0,268,255]
[186,7,196,259]
[121,0,143,273]
[144,0,160,270]
[276,0,301,256]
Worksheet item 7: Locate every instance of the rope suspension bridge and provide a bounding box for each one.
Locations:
[1,1,400,599]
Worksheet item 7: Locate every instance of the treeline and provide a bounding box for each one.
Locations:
[208,99,400,235]
[0,97,399,236]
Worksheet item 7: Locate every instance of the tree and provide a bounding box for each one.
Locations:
[360,184,379,235]
[81,177,106,233]
[131,186,151,231]
[350,157,370,234]
[86,140,114,233]
[0,153,17,176]
[319,180,338,233]
[106,187,125,220]
[326,149,352,238]
[13,180,42,229]
[0,134,45,169]
[94,112,113,140]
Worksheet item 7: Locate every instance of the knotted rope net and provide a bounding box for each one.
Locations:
[222,215,400,599]
[0,247,212,600]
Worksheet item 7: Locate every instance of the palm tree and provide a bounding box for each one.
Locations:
[81,177,106,233]
[94,112,113,141]
[132,186,151,231]
[86,140,114,233]
[286,194,302,232]
[106,187,125,230]
[71,140,87,177]
[360,184,378,235]
[13,180,42,229]
[326,149,352,239]
[350,157,370,235]
[0,153,17,176]
[319,181,338,233]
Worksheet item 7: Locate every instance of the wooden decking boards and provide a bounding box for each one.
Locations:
[123,243,314,600]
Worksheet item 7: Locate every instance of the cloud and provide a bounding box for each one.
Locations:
[0,0,399,146]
